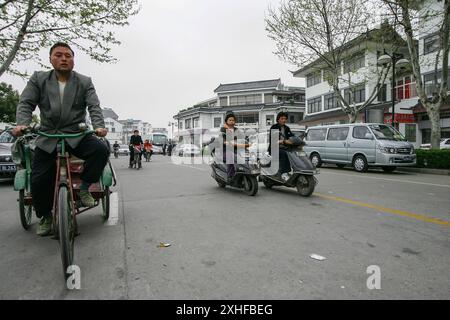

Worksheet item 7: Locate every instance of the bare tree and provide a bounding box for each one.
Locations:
[381,0,449,149]
[266,0,397,123]
[0,0,140,78]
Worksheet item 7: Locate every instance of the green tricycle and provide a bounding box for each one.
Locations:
[13,125,117,279]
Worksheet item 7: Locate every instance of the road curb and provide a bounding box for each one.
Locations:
[396,167,450,175]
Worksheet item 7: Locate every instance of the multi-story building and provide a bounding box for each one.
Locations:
[293,3,450,148]
[293,23,421,143]
[102,107,119,121]
[173,79,305,146]
[409,0,450,144]
[103,117,123,146]
[119,119,144,144]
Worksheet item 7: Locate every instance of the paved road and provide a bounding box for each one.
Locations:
[0,155,449,299]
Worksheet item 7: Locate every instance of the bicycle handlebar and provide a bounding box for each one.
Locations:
[36,130,95,139]
[21,127,96,139]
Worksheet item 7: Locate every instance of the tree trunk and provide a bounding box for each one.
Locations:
[0,0,35,78]
[427,104,441,149]
[347,111,357,123]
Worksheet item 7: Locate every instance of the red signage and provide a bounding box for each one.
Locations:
[384,113,415,124]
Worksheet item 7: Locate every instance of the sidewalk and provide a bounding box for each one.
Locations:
[397,167,450,176]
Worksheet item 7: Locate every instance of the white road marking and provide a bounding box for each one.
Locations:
[106,192,119,226]
[323,170,450,188]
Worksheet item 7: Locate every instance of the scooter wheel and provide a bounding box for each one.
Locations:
[296,175,315,197]
[243,176,258,196]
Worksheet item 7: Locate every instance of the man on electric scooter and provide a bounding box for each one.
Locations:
[268,112,294,181]
[12,42,108,236]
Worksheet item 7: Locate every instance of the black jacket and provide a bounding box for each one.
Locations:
[130,135,143,146]
[268,123,294,155]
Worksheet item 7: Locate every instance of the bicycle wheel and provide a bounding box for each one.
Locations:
[57,185,75,279]
[19,190,33,230]
[101,186,110,220]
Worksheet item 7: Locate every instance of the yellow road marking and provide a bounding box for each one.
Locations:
[315,193,450,227]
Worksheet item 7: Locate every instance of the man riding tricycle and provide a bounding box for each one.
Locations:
[11,42,116,280]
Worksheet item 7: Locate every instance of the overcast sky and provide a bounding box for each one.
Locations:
[3,0,303,130]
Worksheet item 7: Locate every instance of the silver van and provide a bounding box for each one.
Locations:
[304,123,416,172]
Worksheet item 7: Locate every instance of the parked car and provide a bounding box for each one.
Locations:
[118,144,130,156]
[304,123,416,173]
[173,144,201,156]
[0,130,17,181]
[420,138,450,150]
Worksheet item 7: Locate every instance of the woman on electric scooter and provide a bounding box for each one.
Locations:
[220,113,250,182]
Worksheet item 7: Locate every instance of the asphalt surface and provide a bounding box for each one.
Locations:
[0,155,449,299]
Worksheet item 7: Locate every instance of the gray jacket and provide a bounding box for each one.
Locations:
[16,70,105,153]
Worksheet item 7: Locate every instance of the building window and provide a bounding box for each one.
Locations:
[395,76,417,101]
[405,124,416,142]
[219,97,228,107]
[185,119,191,129]
[193,117,199,128]
[344,85,365,104]
[179,121,183,130]
[214,117,222,128]
[344,52,365,73]
[266,115,274,126]
[229,94,262,106]
[307,97,322,114]
[324,93,338,110]
[236,113,259,124]
[377,84,387,102]
[424,34,440,55]
[111,128,115,133]
[423,68,450,96]
[306,71,321,87]
[264,94,273,104]
[288,112,303,124]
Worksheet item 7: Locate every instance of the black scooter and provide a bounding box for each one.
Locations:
[208,138,260,196]
[259,136,318,197]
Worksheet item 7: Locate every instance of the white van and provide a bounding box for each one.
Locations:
[304,123,416,172]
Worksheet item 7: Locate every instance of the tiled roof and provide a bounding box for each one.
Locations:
[214,79,281,93]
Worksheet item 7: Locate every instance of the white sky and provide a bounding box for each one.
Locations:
[3,0,303,130]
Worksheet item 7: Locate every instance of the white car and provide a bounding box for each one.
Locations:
[420,138,450,149]
[174,144,201,156]
[118,144,129,156]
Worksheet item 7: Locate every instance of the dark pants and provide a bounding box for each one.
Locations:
[31,135,109,218]
[129,149,134,166]
[279,149,291,174]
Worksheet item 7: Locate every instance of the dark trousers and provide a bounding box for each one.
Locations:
[31,135,109,218]
[129,149,134,166]
[279,149,291,174]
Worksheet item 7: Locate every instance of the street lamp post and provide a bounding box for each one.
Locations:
[168,121,177,141]
[378,52,409,129]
